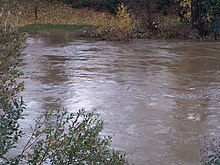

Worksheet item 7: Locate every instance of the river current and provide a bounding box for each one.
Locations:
[19,32,220,165]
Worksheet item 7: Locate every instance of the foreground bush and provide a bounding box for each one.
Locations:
[0,13,26,163]
[18,109,128,165]
[0,106,128,164]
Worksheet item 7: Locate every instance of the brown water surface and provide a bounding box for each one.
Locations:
[20,33,220,165]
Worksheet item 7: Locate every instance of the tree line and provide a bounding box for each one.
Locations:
[1,0,219,38]
[38,0,220,38]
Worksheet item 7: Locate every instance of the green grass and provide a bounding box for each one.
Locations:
[19,23,96,33]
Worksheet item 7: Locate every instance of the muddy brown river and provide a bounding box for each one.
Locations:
[19,32,220,165]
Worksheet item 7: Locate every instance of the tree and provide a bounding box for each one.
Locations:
[156,0,171,15]
[191,0,205,36]
[204,0,220,38]
[178,0,219,37]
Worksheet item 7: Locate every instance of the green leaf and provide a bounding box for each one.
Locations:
[215,159,220,165]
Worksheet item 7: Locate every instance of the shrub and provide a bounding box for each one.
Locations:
[96,3,137,41]
[0,26,25,101]
[19,109,128,165]
[0,10,25,164]
[0,98,25,164]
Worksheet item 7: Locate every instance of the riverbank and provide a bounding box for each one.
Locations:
[7,1,217,41]
[7,1,135,40]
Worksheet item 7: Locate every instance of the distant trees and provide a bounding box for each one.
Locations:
[156,0,171,15]
[1,0,219,38]
[179,0,219,38]
[64,0,122,12]
[191,0,220,37]
[204,0,220,38]
[140,0,219,38]
[191,0,204,36]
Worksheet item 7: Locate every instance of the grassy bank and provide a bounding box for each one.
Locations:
[18,23,99,39]
[18,23,96,36]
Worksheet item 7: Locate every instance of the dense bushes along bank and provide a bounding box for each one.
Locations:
[4,0,220,41]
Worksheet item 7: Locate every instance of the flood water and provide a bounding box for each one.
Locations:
[19,32,220,165]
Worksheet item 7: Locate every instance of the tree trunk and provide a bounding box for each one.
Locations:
[34,1,39,20]
[197,0,204,37]
[35,5,38,20]
[191,0,198,29]
[191,0,204,37]
[146,0,152,28]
